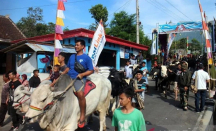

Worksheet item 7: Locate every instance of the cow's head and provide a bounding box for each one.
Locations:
[161,65,168,78]
[13,85,31,112]
[25,82,63,124]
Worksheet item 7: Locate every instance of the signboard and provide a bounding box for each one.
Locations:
[120,46,125,58]
[159,21,203,34]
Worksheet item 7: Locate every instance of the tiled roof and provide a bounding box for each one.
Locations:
[0,15,26,41]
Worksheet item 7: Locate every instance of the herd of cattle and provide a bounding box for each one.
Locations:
[11,62,190,131]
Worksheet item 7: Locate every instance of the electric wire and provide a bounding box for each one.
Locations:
[0,0,92,11]
[164,0,193,21]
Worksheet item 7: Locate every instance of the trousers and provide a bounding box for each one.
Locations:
[8,101,21,127]
[195,90,207,112]
[0,103,8,126]
[180,88,189,107]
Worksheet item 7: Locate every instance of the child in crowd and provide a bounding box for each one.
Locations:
[45,65,60,87]
[132,70,146,110]
[112,87,146,131]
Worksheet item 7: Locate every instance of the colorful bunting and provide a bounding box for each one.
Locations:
[58,1,65,11]
[56,33,63,40]
[57,10,65,19]
[54,48,60,57]
[55,40,63,49]
[56,17,64,26]
[55,25,63,34]
[54,0,66,66]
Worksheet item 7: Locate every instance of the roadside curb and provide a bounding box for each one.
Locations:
[192,100,215,131]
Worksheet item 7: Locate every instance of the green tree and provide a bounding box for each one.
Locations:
[17,7,55,37]
[89,4,108,30]
[108,11,151,46]
[63,26,70,32]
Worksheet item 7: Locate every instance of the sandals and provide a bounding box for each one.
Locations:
[78,119,85,128]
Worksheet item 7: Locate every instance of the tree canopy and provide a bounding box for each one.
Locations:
[16,7,55,38]
[89,4,108,30]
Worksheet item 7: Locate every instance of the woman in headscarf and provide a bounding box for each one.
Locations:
[21,74,29,87]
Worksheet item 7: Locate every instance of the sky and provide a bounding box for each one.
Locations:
[1,0,216,38]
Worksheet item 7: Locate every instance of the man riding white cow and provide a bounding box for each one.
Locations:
[24,39,112,131]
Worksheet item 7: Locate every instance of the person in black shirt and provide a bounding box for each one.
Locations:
[8,71,22,131]
[58,52,67,73]
[29,69,41,88]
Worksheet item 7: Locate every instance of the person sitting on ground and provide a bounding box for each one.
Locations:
[21,74,29,87]
[58,52,67,73]
[62,39,94,128]
[46,66,52,75]
[132,70,146,110]
[112,87,146,131]
[45,65,61,87]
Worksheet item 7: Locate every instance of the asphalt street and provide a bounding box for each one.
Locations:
[0,78,207,131]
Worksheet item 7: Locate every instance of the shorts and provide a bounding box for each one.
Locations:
[73,78,86,92]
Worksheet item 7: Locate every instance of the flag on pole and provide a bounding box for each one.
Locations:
[88,20,106,67]
[167,33,175,58]
[150,30,158,55]
[187,37,189,54]
[198,0,212,59]
[54,0,66,65]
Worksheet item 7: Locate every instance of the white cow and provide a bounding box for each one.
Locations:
[13,80,52,113]
[25,74,111,131]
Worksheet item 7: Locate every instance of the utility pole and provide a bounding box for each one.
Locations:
[136,0,139,44]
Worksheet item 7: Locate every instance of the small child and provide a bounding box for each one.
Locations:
[45,65,60,86]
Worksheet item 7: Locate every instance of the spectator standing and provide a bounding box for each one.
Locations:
[136,51,144,64]
[140,62,149,91]
[0,73,10,127]
[8,71,22,131]
[192,63,210,113]
[178,64,191,111]
[130,55,137,65]
[58,52,67,73]
[112,87,146,131]
[124,60,133,79]
[21,74,29,87]
[29,69,41,89]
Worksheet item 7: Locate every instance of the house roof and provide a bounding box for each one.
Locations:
[0,15,26,41]
[0,40,75,54]
[12,28,149,51]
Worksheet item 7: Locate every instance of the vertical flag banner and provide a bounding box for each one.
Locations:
[54,0,66,65]
[88,20,106,67]
[198,0,212,59]
[150,30,158,55]
[167,33,175,58]
[187,37,189,54]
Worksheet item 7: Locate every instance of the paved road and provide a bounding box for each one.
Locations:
[0,78,207,131]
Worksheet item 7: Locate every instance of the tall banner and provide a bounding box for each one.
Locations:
[150,30,158,55]
[167,33,175,58]
[53,0,66,65]
[88,20,106,67]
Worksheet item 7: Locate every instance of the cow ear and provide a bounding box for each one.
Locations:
[53,91,64,99]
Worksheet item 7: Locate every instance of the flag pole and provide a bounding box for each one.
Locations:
[53,0,59,68]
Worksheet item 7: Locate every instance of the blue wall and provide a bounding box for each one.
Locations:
[38,37,140,71]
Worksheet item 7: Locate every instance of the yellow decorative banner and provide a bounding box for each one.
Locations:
[208,58,213,65]
[56,17,64,26]
[54,57,60,65]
